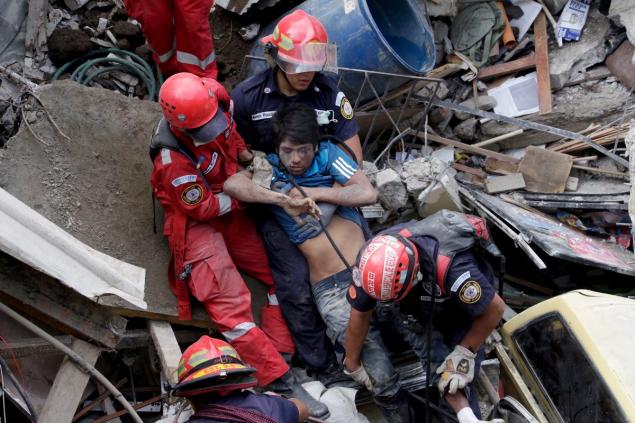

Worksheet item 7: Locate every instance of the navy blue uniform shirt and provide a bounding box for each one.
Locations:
[231,67,359,154]
[186,391,299,423]
[347,236,496,345]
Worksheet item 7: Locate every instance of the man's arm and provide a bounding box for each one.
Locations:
[293,171,378,207]
[224,171,320,219]
[343,308,372,371]
[460,293,505,352]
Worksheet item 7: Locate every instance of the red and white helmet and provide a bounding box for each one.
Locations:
[354,234,420,302]
[261,10,337,74]
[159,73,229,144]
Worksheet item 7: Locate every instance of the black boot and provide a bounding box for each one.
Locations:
[316,363,357,388]
[267,369,331,419]
[376,389,412,423]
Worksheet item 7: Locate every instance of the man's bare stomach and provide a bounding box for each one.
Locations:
[298,214,366,284]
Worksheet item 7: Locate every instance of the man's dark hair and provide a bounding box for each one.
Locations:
[272,103,320,151]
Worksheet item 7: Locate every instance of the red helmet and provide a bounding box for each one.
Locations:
[173,336,256,397]
[354,234,420,302]
[261,10,337,74]
[159,72,219,129]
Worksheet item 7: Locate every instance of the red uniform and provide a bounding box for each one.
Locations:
[150,116,292,386]
[124,0,217,78]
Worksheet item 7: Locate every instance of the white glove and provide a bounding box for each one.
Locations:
[343,359,373,391]
[436,345,476,394]
[457,407,504,423]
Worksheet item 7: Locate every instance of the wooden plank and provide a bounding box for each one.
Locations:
[453,163,488,178]
[39,338,102,423]
[485,173,526,194]
[473,129,525,148]
[533,13,553,114]
[572,164,630,178]
[414,131,521,164]
[0,252,127,348]
[25,0,48,53]
[148,321,182,386]
[518,146,572,193]
[484,157,519,175]
[477,53,536,79]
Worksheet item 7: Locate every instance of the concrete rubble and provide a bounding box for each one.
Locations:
[1,0,635,421]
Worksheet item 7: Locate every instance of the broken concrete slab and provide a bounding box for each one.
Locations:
[376,168,408,210]
[609,0,635,46]
[455,96,497,120]
[485,173,526,194]
[401,157,440,198]
[417,168,462,217]
[549,7,612,90]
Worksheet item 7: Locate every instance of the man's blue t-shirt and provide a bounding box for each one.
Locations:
[266,141,363,244]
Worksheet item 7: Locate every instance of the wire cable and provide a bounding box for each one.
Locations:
[0,302,143,423]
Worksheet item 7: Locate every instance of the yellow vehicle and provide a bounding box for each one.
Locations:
[499,290,635,422]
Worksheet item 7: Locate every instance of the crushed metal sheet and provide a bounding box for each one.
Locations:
[0,186,147,309]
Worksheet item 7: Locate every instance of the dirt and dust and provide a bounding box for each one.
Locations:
[0,80,211,323]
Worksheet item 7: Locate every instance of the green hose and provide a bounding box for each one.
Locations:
[52,48,158,101]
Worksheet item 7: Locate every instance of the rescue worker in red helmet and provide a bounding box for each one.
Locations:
[174,336,309,422]
[150,72,330,419]
[123,0,217,78]
[345,211,506,423]
[230,9,361,387]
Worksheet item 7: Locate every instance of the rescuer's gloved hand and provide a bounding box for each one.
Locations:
[436,345,476,394]
[343,359,373,391]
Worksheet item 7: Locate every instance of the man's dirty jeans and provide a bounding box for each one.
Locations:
[311,269,411,423]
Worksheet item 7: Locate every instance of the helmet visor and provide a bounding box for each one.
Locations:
[276,43,338,74]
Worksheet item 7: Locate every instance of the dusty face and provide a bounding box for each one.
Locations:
[284,71,315,91]
[278,138,316,176]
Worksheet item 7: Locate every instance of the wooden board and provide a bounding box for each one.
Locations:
[413,131,521,164]
[148,321,182,386]
[39,338,102,423]
[518,146,573,193]
[0,252,127,349]
[533,13,552,114]
[485,173,526,194]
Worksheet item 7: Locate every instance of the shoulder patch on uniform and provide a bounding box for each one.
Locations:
[340,97,354,120]
[171,174,197,187]
[458,281,482,304]
[450,271,471,293]
[181,184,203,205]
[161,148,172,165]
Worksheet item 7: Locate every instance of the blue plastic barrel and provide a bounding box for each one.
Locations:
[247,0,435,81]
